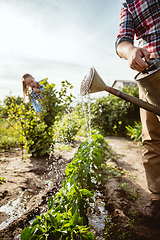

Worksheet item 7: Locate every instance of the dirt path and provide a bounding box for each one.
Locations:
[0,137,160,239]
[105,136,160,240]
[105,136,150,206]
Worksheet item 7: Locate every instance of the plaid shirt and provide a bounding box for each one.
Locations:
[30,79,45,113]
[116,0,160,59]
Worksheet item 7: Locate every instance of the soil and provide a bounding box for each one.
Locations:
[0,136,160,240]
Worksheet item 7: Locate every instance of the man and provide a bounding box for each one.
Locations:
[115,0,160,219]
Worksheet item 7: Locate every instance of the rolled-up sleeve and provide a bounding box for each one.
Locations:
[115,0,135,53]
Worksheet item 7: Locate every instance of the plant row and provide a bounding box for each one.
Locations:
[20,131,110,240]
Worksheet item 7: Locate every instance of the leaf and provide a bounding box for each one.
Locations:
[48,213,57,226]
[70,173,78,185]
[70,209,79,227]
[30,224,38,237]
[48,196,54,210]
[81,163,89,176]
[20,227,32,240]
[29,235,40,240]
[80,189,93,197]
[85,231,95,239]
[31,219,40,227]
[93,156,101,168]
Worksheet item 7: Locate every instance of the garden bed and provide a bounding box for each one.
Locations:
[0,137,160,239]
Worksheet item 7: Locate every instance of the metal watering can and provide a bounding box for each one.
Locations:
[80,59,160,116]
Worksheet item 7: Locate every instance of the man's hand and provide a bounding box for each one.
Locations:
[117,41,150,72]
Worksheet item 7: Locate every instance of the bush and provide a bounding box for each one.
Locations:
[90,84,140,136]
[126,121,142,145]
[0,119,23,150]
[54,112,81,143]
[6,80,75,157]
[38,79,74,127]
[7,101,54,157]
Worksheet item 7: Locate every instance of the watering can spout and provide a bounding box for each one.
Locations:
[80,67,107,96]
[80,66,160,117]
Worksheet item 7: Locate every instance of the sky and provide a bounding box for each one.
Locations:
[0,0,137,102]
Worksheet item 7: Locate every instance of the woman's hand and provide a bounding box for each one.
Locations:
[33,87,42,93]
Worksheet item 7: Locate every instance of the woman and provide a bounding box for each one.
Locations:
[22,73,46,114]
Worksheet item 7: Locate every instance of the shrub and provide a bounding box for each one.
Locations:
[0,119,23,150]
[54,112,81,143]
[126,121,142,145]
[90,84,140,136]
[7,101,53,157]
[38,79,74,127]
[6,80,75,157]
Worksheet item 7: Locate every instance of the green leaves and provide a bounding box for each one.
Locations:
[21,132,109,240]
[54,112,81,144]
[90,84,140,136]
[126,122,142,144]
[65,130,107,189]
[6,79,75,157]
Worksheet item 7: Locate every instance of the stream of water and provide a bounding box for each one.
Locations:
[0,190,34,231]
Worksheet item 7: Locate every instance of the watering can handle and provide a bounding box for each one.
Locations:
[104,85,160,116]
[143,59,160,73]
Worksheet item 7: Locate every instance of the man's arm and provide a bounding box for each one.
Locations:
[117,41,150,72]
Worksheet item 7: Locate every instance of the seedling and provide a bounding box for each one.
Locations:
[117,182,141,200]
[105,163,126,179]
[0,177,5,184]
[104,215,135,240]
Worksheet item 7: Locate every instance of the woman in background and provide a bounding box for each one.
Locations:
[22,73,46,114]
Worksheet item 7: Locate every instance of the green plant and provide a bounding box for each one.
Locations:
[7,101,53,157]
[90,84,140,137]
[0,177,5,184]
[38,79,75,127]
[104,215,135,240]
[54,112,81,143]
[126,121,142,145]
[6,80,75,157]
[21,131,110,240]
[0,119,23,150]
[105,163,126,179]
[21,192,94,240]
[117,182,141,200]
[65,130,109,190]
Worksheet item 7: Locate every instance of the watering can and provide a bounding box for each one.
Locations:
[80,59,160,116]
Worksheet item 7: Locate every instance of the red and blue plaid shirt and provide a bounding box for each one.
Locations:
[116,0,160,59]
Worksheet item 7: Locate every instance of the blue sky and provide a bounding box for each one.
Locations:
[0,0,137,102]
